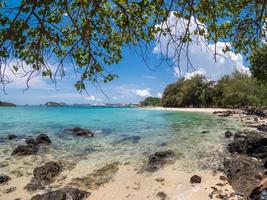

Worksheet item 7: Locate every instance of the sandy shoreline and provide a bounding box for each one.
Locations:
[1,107,266,200]
[141,106,231,113]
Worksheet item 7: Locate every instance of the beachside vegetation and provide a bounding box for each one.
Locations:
[161,72,267,108]
[250,45,267,84]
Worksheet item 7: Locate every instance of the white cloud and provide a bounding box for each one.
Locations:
[157,92,162,98]
[134,88,151,97]
[85,95,96,101]
[184,69,207,80]
[153,12,250,80]
[85,95,103,102]
[1,62,53,90]
[112,96,119,99]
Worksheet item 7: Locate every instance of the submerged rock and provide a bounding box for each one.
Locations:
[11,144,39,156]
[257,124,267,132]
[70,162,119,190]
[33,162,61,181]
[67,127,94,137]
[190,175,201,183]
[8,134,17,140]
[201,130,209,134]
[114,136,141,144]
[225,131,233,138]
[12,134,52,156]
[145,150,176,172]
[0,174,11,184]
[35,134,52,144]
[31,187,90,200]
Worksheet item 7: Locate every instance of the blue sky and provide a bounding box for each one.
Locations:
[1,48,178,105]
[1,3,249,105]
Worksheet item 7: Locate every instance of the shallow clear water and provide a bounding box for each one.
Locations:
[0,106,242,169]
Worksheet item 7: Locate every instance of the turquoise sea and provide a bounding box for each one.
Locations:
[0,106,242,170]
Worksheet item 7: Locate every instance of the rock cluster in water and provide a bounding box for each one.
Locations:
[11,134,52,156]
[66,127,94,137]
[144,150,176,172]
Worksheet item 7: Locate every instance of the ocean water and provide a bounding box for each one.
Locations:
[0,106,242,170]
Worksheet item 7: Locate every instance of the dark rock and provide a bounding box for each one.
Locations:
[33,162,61,181]
[223,155,264,196]
[0,174,11,184]
[35,134,52,145]
[8,134,16,140]
[244,106,267,117]
[201,130,209,134]
[250,188,267,200]
[11,144,39,156]
[114,136,141,144]
[83,147,97,153]
[156,191,167,200]
[31,187,90,200]
[61,187,90,200]
[158,142,167,147]
[67,127,94,137]
[228,130,267,159]
[25,162,61,192]
[225,131,233,138]
[31,190,66,200]
[257,124,267,132]
[25,138,36,145]
[190,175,201,183]
[145,150,176,172]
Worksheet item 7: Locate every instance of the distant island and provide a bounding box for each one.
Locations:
[45,102,68,107]
[0,101,16,107]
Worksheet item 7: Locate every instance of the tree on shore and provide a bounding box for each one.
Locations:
[161,72,267,108]
[0,1,266,91]
[250,45,267,84]
[140,97,161,107]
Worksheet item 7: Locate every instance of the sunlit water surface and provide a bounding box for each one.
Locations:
[0,106,243,170]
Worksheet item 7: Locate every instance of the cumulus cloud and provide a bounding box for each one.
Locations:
[157,92,162,98]
[184,69,207,80]
[134,88,151,97]
[2,62,53,90]
[85,95,96,101]
[153,12,250,80]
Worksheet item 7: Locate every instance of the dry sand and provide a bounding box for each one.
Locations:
[0,158,237,200]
